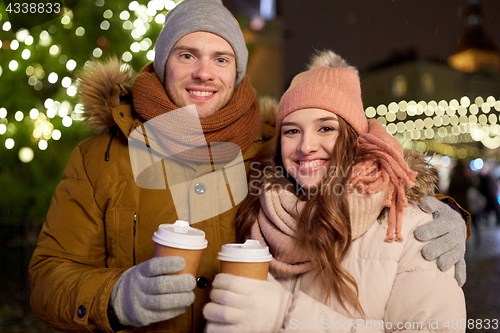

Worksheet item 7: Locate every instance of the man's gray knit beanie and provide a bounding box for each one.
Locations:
[153,0,248,87]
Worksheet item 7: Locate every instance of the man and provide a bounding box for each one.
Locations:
[29,0,468,332]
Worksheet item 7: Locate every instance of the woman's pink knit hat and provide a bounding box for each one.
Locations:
[277,51,368,135]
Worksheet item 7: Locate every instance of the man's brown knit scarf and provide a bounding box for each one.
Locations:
[131,63,261,163]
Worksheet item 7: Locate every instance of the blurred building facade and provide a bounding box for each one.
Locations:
[358,0,500,160]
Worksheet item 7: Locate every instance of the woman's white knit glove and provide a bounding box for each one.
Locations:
[203,273,292,333]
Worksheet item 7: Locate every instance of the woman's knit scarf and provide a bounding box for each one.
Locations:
[251,119,417,278]
[351,119,417,242]
[131,63,261,163]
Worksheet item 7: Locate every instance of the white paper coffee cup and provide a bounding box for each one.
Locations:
[217,240,272,280]
[152,220,208,276]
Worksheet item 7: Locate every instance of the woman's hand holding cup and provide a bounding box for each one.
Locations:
[203,240,292,333]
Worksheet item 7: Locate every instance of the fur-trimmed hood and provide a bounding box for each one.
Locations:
[77,57,135,133]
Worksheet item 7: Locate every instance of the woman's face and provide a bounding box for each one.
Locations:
[280,108,339,190]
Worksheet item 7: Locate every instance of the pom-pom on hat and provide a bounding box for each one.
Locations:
[153,0,248,87]
[276,50,368,135]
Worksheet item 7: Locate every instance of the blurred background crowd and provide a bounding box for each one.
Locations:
[0,0,499,331]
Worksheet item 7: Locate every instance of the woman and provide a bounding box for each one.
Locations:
[203,51,466,332]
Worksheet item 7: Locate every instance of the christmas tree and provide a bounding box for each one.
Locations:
[0,0,178,224]
[0,0,180,326]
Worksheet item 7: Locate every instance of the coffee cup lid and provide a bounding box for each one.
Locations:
[152,220,208,250]
[217,240,272,263]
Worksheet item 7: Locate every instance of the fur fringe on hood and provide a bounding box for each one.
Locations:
[404,150,438,207]
[77,57,135,133]
[259,96,280,126]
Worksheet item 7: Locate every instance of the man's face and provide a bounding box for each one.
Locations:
[164,31,237,119]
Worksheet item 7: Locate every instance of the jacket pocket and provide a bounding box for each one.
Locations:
[105,206,136,268]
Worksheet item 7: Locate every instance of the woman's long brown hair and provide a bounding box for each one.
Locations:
[236,116,365,316]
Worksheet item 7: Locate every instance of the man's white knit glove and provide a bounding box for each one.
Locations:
[415,196,467,287]
[203,273,292,333]
[109,256,196,327]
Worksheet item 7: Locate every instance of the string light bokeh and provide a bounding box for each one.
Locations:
[0,0,179,163]
[365,95,500,161]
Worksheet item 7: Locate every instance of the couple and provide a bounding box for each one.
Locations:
[29,0,467,332]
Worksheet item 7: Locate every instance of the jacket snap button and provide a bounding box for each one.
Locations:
[77,305,86,318]
[119,112,124,117]
[194,183,205,194]
[196,276,209,289]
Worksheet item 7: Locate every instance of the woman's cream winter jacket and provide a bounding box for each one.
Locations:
[278,203,466,332]
[276,155,466,333]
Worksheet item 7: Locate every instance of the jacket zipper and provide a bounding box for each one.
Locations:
[133,214,137,265]
[104,129,117,161]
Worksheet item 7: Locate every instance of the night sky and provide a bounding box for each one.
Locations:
[281,0,500,81]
